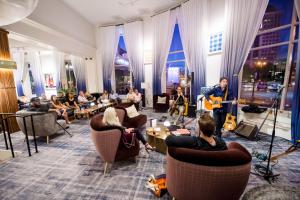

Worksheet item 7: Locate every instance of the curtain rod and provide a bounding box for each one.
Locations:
[98,18,143,28]
[150,0,189,18]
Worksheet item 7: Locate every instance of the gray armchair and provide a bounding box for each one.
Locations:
[16,110,66,143]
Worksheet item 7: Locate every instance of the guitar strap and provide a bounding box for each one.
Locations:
[223,86,228,101]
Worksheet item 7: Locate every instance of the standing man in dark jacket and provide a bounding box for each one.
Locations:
[205,77,236,137]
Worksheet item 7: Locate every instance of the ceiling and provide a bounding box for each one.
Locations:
[62,0,185,26]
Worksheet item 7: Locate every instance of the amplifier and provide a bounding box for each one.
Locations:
[234,121,258,140]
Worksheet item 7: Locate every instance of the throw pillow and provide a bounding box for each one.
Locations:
[157,96,166,104]
[125,105,139,118]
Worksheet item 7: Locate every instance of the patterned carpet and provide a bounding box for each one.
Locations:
[0,109,299,200]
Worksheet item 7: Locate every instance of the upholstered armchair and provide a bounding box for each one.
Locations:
[153,93,170,112]
[166,142,252,200]
[90,108,140,174]
[16,110,66,143]
[114,106,147,128]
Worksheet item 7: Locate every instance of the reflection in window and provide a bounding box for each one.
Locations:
[65,61,76,90]
[240,0,298,110]
[115,35,131,94]
[28,63,35,95]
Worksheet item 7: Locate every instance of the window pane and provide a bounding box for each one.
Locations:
[115,35,130,93]
[240,45,288,107]
[253,29,290,48]
[261,0,294,29]
[284,43,298,110]
[169,24,183,52]
[167,52,185,62]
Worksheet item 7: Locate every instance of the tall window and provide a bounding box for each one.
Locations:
[65,61,76,90]
[240,0,298,110]
[27,63,35,95]
[166,23,189,96]
[115,35,131,94]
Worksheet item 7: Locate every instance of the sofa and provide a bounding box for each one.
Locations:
[90,108,140,174]
[166,142,252,200]
[153,93,170,112]
[16,110,66,143]
[114,106,147,129]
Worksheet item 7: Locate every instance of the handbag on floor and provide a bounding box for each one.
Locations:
[145,174,167,197]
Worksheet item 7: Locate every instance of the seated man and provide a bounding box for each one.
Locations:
[165,112,227,151]
[126,88,136,102]
[28,97,50,112]
[169,86,185,125]
[110,90,121,104]
[78,91,89,104]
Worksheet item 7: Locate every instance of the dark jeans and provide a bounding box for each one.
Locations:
[213,110,227,137]
[132,128,147,145]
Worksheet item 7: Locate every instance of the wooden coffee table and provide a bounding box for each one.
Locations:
[146,125,170,154]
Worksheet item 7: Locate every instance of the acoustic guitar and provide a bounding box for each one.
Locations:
[223,104,236,131]
[204,95,234,110]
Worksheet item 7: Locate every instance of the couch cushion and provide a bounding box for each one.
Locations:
[125,105,139,118]
[168,142,251,166]
[157,96,167,104]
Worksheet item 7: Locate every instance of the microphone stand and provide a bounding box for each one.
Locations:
[255,87,283,183]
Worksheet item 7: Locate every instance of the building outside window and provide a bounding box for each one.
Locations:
[115,35,131,94]
[166,23,189,97]
[240,0,298,110]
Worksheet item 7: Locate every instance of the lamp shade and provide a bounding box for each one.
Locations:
[0,0,39,26]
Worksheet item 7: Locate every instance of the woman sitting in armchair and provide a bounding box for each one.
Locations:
[103,107,154,153]
[166,112,227,151]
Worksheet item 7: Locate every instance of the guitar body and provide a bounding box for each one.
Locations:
[204,96,223,110]
[223,113,237,131]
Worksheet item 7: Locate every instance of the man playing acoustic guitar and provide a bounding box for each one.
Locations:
[204,77,236,138]
[169,86,185,125]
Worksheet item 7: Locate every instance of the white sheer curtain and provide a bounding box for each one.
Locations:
[124,21,144,91]
[27,51,45,96]
[177,0,208,101]
[71,55,87,92]
[54,51,66,90]
[220,0,269,114]
[12,50,26,96]
[97,26,120,92]
[152,11,171,94]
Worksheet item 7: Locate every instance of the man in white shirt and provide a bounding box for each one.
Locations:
[78,91,88,103]
[127,88,135,102]
[134,89,143,110]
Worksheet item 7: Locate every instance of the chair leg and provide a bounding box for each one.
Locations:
[46,136,49,144]
[104,162,108,175]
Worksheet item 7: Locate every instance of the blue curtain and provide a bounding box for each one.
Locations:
[12,51,25,96]
[291,0,300,144]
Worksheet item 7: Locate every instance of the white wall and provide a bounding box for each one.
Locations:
[206,0,225,87]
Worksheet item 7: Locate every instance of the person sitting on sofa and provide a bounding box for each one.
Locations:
[126,88,136,102]
[165,112,227,151]
[28,97,50,112]
[65,92,80,110]
[78,91,89,104]
[134,89,143,110]
[110,90,120,104]
[103,107,154,153]
[97,90,109,104]
[50,95,71,124]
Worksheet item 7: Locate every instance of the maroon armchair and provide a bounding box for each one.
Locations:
[114,106,147,128]
[166,142,252,200]
[90,108,140,174]
[153,93,170,112]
